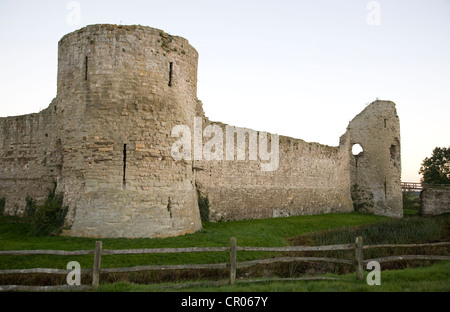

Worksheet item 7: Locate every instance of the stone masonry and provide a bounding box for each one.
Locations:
[420,188,450,215]
[0,24,403,238]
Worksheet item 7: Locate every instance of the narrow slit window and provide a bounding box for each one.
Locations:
[85,56,88,81]
[384,180,387,202]
[123,144,127,187]
[168,62,173,87]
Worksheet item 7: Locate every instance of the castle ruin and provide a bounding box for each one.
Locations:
[0,25,402,238]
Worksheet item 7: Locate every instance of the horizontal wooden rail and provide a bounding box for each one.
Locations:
[237,244,354,252]
[0,285,92,292]
[0,250,94,256]
[364,255,450,264]
[1,237,449,290]
[101,246,229,255]
[237,256,354,269]
[238,277,340,283]
[363,242,450,250]
[100,263,228,274]
[0,268,92,275]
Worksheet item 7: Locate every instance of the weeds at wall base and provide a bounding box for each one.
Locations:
[24,182,68,236]
[0,197,5,215]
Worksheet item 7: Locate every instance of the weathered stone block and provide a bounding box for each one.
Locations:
[420,188,450,215]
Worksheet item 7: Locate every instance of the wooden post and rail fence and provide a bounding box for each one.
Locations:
[1,237,449,291]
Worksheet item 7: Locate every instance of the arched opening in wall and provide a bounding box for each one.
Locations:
[352,144,364,169]
[352,144,364,156]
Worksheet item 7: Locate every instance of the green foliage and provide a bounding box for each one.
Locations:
[24,195,37,219]
[402,190,420,212]
[198,191,210,223]
[286,214,449,277]
[419,147,450,185]
[294,214,449,246]
[28,183,68,236]
[0,197,5,215]
[159,31,172,52]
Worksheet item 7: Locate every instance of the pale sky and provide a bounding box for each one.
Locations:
[0,0,449,182]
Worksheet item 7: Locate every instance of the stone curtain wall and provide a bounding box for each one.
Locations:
[0,100,62,215]
[193,100,402,222]
[194,119,354,222]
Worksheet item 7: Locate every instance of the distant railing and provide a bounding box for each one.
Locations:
[1,237,449,291]
[401,182,423,190]
[401,182,450,191]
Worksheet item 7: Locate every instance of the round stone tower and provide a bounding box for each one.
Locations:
[56,24,202,238]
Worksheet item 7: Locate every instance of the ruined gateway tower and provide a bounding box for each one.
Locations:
[0,25,402,238]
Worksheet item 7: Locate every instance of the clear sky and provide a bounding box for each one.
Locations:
[0,0,449,182]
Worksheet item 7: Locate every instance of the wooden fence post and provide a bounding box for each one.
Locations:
[92,241,102,290]
[229,237,237,285]
[355,236,364,281]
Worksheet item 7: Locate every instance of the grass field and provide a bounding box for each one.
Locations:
[97,261,450,292]
[0,211,449,291]
[0,212,387,270]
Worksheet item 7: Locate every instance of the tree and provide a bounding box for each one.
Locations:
[419,147,450,185]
